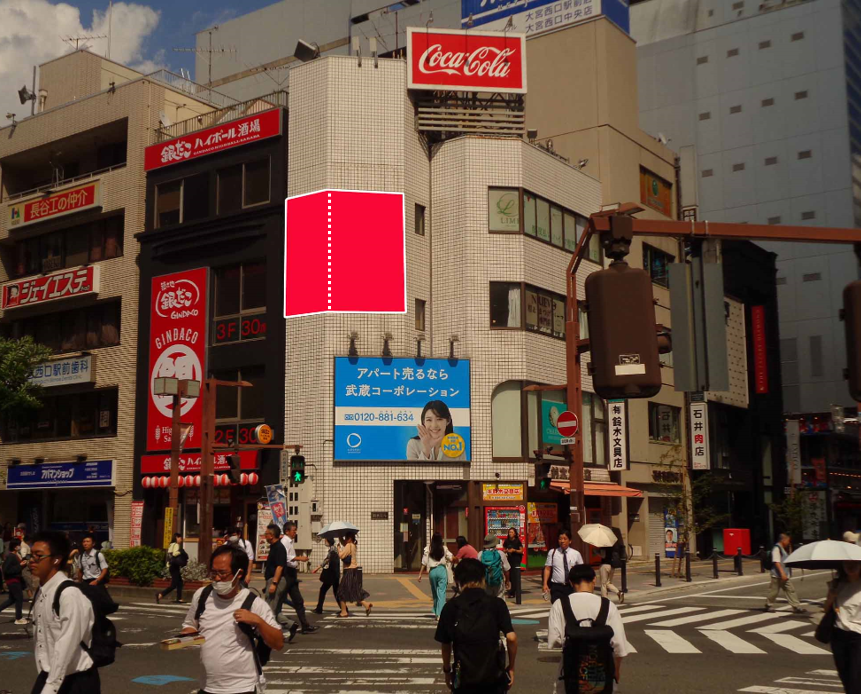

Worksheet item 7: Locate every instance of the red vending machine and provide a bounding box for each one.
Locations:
[485,506,527,567]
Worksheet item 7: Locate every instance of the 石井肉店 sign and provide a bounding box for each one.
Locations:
[6,460,115,490]
[8,180,102,229]
[334,357,471,462]
[483,483,524,502]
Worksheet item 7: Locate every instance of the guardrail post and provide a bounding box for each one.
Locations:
[759,545,766,574]
[736,547,744,576]
[712,552,719,579]
[685,549,692,582]
[655,552,662,587]
[621,558,628,594]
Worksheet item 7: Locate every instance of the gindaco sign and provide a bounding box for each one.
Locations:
[407,28,527,93]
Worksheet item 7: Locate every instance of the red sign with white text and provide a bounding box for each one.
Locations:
[752,305,768,394]
[147,268,208,451]
[8,181,102,229]
[144,109,281,171]
[140,450,259,475]
[407,28,527,93]
[2,265,100,309]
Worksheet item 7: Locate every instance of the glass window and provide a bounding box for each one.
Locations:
[537,291,553,335]
[3,389,118,442]
[65,231,89,268]
[241,262,266,311]
[104,216,123,259]
[492,381,523,459]
[552,296,565,339]
[415,299,426,331]
[41,233,63,273]
[525,288,538,331]
[218,165,243,214]
[156,180,182,228]
[587,231,602,264]
[536,198,550,242]
[582,393,593,463]
[240,366,266,420]
[489,188,521,232]
[215,265,242,317]
[244,158,270,207]
[490,283,521,328]
[183,173,209,222]
[564,211,578,252]
[415,204,426,236]
[649,402,681,443]
[523,192,537,237]
[550,205,564,247]
[214,369,240,420]
[578,303,589,339]
[644,244,673,288]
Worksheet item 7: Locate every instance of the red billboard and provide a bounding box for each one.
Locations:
[2,265,100,309]
[144,109,281,171]
[140,450,259,475]
[8,180,102,229]
[407,28,527,93]
[752,305,768,394]
[147,268,208,451]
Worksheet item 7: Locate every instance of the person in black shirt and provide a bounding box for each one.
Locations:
[502,528,523,600]
[264,524,299,643]
[435,558,517,693]
[312,536,340,614]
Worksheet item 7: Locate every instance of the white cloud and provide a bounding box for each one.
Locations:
[0,0,162,121]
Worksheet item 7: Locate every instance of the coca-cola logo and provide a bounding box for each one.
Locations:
[417,43,515,78]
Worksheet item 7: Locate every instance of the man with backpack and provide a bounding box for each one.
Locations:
[435,558,517,693]
[543,531,584,604]
[78,534,110,598]
[180,544,284,694]
[764,532,806,614]
[548,565,631,694]
[480,534,511,599]
[29,530,117,694]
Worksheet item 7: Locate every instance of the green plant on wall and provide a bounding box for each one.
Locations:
[103,546,166,586]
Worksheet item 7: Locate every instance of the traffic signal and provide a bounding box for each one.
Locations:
[226,454,242,484]
[290,455,306,484]
[842,280,861,400]
[535,462,552,491]
[584,227,662,400]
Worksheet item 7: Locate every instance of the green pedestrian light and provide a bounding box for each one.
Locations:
[290,455,306,484]
[293,470,305,484]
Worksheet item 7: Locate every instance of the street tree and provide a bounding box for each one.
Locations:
[0,335,52,418]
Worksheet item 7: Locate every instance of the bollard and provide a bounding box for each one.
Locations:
[655,552,662,587]
[736,547,744,576]
[685,549,692,583]
[621,558,628,595]
[515,566,522,605]
[759,545,766,574]
[712,552,719,579]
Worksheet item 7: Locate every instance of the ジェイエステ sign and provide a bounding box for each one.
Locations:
[147,268,208,451]
[144,109,281,171]
[2,266,100,309]
[8,181,102,229]
[407,28,527,93]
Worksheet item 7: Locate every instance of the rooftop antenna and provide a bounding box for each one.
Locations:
[173,26,235,87]
[63,35,107,51]
[107,0,113,59]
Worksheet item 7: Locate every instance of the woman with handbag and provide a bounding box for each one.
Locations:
[156,533,186,604]
[417,532,454,620]
[822,560,861,693]
[312,536,341,614]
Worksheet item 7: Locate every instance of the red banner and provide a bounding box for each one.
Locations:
[140,450,259,475]
[407,28,527,93]
[8,181,101,229]
[147,268,208,451]
[2,265,99,309]
[144,109,281,171]
[752,305,768,394]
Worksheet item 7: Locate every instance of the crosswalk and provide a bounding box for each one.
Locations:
[737,669,844,693]
[538,602,832,657]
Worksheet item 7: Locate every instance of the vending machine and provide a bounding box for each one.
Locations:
[484,505,527,567]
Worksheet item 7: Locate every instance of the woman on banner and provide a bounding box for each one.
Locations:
[407,401,466,461]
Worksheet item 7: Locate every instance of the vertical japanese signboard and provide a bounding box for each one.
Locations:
[752,305,768,394]
[130,501,144,547]
[163,507,175,549]
[786,419,802,486]
[147,268,208,452]
[690,395,710,470]
[608,399,628,471]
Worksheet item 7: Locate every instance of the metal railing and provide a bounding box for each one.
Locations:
[3,162,127,203]
[146,69,240,109]
[152,90,288,144]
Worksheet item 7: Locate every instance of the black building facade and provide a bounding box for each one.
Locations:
[133,106,287,554]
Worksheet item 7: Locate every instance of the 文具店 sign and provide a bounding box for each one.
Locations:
[482,483,524,501]
[407,28,527,94]
[30,355,94,388]
[144,109,281,171]
[147,268,208,451]
[2,265,100,309]
[8,180,102,229]
[6,460,115,489]
[608,399,628,471]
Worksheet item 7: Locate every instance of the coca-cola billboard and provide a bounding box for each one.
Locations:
[147,268,208,452]
[407,28,526,94]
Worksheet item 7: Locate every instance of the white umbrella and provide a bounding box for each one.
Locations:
[578,523,617,548]
[784,539,861,569]
[319,521,360,540]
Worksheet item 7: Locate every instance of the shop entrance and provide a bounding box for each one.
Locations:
[394,481,427,571]
[431,482,468,555]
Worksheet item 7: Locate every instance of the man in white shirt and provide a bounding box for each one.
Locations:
[548,564,631,691]
[78,534,110,595]
[765,532,805,613]
[279,521,317,634]
[29,531,98,694]
[181,544,284,694]
[543,531,584,604]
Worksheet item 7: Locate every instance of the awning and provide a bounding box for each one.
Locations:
[550,481,643,498]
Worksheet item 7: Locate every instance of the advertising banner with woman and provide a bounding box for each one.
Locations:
[334,357,471,461]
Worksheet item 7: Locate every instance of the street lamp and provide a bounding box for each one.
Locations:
[153,377,200,537]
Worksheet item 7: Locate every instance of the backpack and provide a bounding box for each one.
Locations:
[450,592,508,689]
[94,550,111,584]
[51,581,122,668]
[195,585,271,674]
[560,596,615,694]
[481,549,504,587]
[609,546,622,570]
[763,544,782,572]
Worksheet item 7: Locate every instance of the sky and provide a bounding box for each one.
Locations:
[0,0,278,120]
